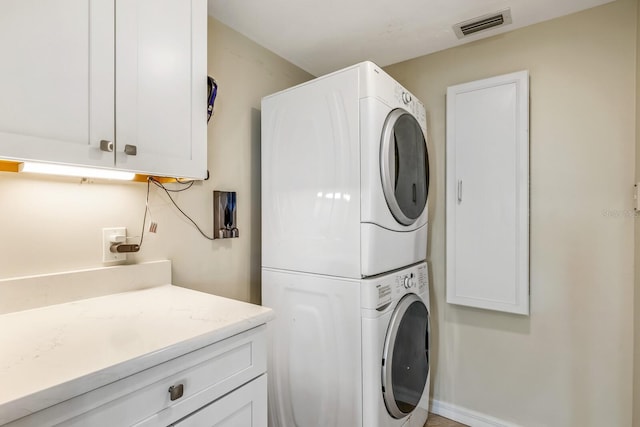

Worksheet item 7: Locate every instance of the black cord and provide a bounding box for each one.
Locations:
[161,180,194,192]
[150,177,214,241]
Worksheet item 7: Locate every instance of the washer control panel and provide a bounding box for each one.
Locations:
[364,263,429,310]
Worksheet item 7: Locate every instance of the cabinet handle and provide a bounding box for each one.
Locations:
[457,179,463,203]
[168,384,184,401]
[124,144,137,156]
[99,140,114,153]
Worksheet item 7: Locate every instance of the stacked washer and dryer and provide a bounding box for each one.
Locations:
[261,61,431,427]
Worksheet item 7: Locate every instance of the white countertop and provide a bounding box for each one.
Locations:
[0,284,273,425]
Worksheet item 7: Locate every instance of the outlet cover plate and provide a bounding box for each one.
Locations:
[103,227,127,263]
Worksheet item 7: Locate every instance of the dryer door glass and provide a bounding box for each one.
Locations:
[380,109,429,226]
[382,293,430,419]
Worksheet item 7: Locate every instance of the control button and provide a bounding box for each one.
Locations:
[402,92,412,105]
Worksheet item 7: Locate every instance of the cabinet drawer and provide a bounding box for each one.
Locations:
[7,325,266,427]
[168,374,266,427]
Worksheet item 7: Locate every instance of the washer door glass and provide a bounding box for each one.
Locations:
[382,293,430,419]
[380,109,429,226]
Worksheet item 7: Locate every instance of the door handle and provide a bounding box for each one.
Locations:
[457,180,462,203]
[124,144,137,156]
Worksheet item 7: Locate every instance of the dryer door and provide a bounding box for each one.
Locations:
[380,109,429,226]
[382,293,430,419]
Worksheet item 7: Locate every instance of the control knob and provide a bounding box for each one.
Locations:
[402,92,412,105]
[403,276,410,289]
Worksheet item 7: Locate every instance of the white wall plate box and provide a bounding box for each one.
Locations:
[445,70,530,315]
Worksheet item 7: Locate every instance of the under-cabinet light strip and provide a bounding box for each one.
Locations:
[19,162,136,180]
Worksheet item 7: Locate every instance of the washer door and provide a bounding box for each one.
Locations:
[380,109,429,226]
[382,293,430,419]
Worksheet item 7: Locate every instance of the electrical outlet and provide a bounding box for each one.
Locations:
[102,227,127,263]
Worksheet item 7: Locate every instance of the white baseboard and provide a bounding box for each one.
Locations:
[430,399,521,427]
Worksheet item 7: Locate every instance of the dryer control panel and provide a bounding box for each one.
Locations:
[361,262,429,310]
[358,61,427,132]
[394,83,427,129]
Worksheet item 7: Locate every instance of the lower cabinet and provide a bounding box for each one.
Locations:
[5,326,267,427]
[170,375,266,427]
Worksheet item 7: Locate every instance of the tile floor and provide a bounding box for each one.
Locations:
[424,413,468,427]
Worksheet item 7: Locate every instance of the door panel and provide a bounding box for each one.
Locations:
[455,84,517,302]
[116,0,207,178]
[0,0,114,166]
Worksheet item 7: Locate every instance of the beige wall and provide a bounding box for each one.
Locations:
[0,18,311,304]
[385,1,636,425]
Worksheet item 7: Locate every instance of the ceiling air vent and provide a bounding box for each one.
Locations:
[453,9,512,39]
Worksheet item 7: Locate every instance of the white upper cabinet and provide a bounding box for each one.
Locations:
[0,0,207,179]
[115,0,207,179]
[0,0,114,168]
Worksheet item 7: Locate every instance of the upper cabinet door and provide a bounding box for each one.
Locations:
[115,0,207,179]
[0,0,115,167]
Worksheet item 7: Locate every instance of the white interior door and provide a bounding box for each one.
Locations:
[0,0,114,167]
[446,71,529,315]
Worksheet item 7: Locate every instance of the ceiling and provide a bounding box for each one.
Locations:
[208,0,615,77]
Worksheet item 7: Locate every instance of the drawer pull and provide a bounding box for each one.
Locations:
[168,384,184,401]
